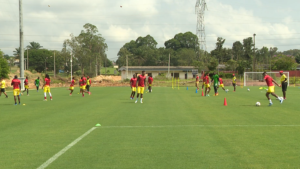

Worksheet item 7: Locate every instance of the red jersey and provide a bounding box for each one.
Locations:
[138,75,146,87]
[205,75,210,84]
[82,77,87,85]
[202,76,206,82]
[130,78,137,87]
[79,79,84,86]
[196,76,199,82]
[148,77,153,84]
[264,75,274,86]
[70,79,75,87]
[45,78,51,86]
[219,78,223,84]
[11,79,21,89]
[24,79,28,85]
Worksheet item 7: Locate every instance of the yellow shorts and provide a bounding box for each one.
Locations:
[132,87,136,92]
[203,82,206,85]
[206,84,210,88]
[25,85,29,89]
[13,89,20,96]
[267,86,275,93]
[196,82,199,84]
[219,84,224,88]
[137,86,145,94]
[70,86,74,90]
[82,85,86,90]
[44,86,50,93]
[149,84,152,87]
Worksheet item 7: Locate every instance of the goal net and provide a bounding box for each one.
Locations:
[243,72,289,86]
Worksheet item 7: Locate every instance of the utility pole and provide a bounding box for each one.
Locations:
[253,33,256,71]
[168,53,170,78]
[99,53,101,75]
[54,51,56,78]
[19,0,25,90]
[27,49,28,70]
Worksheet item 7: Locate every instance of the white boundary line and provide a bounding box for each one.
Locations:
[99,125,300,128]
[37,127,97,169]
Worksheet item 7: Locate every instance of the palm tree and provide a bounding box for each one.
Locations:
[13,48,20,58]
[27,41,43,49]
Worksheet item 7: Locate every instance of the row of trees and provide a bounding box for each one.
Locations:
[10,23,111,77]
[116,32,299,74]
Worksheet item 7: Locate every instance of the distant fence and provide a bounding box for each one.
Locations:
[271,70,300,77]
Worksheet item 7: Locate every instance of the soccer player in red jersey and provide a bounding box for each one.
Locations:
[11,75,21,105]
[68,77,75,95]
[263,72,283,106]
[42,74,52,101]
[135,71,146,103]
[82,75,90,95]
[219,76,225,91]
[205,73,211,96]
[195,74,199,90]
[79,77,85,97]
[147,75,153,93]
[22,76,29,96]
[130,74,137,99]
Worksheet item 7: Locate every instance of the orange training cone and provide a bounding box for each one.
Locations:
[224,97,227,106]
[201,91,204,96]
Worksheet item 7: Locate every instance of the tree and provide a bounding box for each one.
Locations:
[27,42,43,49]
[295,53,300,63]
[207,58,218,71]
[65,23,108,77]
[271,54,297,70]
[232,41,243,61]
[210,37,226,63]
[25,49,53,72]
[165,32,199,51]
[0,50,9,78]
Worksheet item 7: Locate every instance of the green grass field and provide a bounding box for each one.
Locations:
[0,86,300,169]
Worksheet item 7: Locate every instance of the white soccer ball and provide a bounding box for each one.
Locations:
[226,89,229,92]
[256,102,261,106]
[247,88,250,91]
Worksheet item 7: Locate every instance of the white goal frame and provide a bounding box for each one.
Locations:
[243,72,289,87]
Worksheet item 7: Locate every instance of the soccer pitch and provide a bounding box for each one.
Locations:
[0,86,299,168]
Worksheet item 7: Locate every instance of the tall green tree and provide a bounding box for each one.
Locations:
[271,54,297,70]
[165,32,199,51]
[0,50,9,78]
[27,42,43,49]
[232,41,243,61]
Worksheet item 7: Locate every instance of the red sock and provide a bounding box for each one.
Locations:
[44,97,46,99]
[50,96,52,99]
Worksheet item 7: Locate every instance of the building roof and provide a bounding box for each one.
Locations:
[118,66,197,72]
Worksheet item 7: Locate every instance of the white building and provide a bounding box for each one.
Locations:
[118,66,198,80]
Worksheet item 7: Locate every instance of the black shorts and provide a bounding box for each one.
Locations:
[0,88,5,92]
[282,82,287,92]
[233,83,236,87]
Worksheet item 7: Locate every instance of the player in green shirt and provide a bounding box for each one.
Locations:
[211,72,219,96]
[35,77,40,92]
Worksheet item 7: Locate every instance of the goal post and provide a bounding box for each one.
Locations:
[243,72,289,87]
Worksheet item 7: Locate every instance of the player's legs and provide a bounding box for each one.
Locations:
[213,85,218,95]
[17,95,20,104]
[202,83,205,90]
[282,82,287,99]
[36,85,39,92]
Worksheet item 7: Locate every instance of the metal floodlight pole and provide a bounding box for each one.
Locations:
[253,33,256,71]
[19,0,25,90]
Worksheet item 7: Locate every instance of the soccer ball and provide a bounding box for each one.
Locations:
[247,88,250,91]
[256,102,261,106]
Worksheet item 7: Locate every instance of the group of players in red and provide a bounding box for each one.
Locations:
[129,71,153,103]
[68,75,92,97]
[8,74,93,105]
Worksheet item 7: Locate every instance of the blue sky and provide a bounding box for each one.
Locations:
[0,0,299,60]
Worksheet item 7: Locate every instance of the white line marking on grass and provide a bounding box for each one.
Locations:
[99,125,300,128]
[37,127,97,169]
